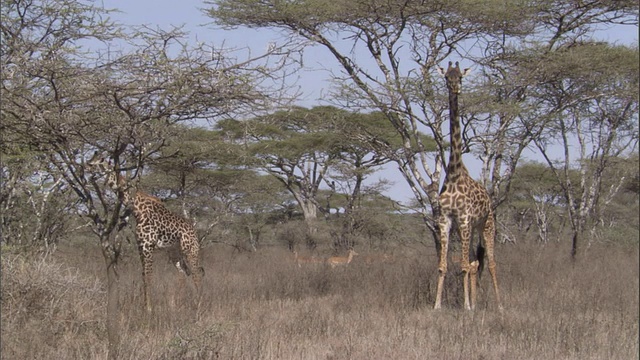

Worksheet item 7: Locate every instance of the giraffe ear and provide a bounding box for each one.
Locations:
[437,66,446,77]
[462,67,472,77]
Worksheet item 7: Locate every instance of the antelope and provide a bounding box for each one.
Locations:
[326,249,359,268]
[293,250,324,267]
[363,253,395,265]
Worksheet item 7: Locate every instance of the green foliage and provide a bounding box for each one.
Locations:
[219,105,437,167]
[208,0,540,34]
[215,106,430,227]
[209,0,392,28]
[510,162,566,200]
[519,42,639,97]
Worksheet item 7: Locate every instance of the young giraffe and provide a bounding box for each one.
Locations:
[87,152,204,312]
[434,62,502,310]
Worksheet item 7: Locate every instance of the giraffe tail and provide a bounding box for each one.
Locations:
[475,243,485,280]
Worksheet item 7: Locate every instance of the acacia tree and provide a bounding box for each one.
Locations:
[0,147,73,250]
[593,154,639,234]
[1,0,296,357]
[526,44,639,257]
[508,162,568,243]
[206,0,638,250]
[217,105,412,238]
[221,173,290,251]
[327,110,435,213]
[467,0,638,209]
[148,126,291,251]
[325,109,436,248]
[207,0,481,243]
[144,126,230,222]
[217,106,339,233]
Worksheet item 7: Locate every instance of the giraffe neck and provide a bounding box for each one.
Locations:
[447,89,467,181]
[107,172,132,204]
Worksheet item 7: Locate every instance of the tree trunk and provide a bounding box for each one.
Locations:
[568,207,584,260]
[299,199,318,234]
[570,231,578,260]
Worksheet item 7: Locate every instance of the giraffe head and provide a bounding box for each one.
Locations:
[86,151,130,197]
[437,61,471,94]
[87,151,111,173]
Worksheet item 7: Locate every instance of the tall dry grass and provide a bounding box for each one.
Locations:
[2,240,638,359]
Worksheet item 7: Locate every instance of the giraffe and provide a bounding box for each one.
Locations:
[87,152,204,312]
[434,61,502,310]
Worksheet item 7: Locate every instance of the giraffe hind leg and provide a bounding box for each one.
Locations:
[483,216,502,310]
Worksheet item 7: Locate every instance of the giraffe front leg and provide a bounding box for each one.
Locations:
[138,243,154,313]
[434,216,451,310]
[141,263,153,313]
[182,238,204,310]
[458,223,472,310]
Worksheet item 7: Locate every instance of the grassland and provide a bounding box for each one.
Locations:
[2,240,638,359]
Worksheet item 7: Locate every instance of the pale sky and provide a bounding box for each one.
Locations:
[97,0,639,204]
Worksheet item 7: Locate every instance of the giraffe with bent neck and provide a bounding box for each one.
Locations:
[88,152,203,312]
[434,62,502,310]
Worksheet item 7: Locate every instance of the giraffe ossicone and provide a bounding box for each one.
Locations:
[87,151,203,312]
[434,61,502,311]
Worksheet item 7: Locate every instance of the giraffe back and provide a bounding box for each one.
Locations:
[440,173,493,225]
[133,192,197,249]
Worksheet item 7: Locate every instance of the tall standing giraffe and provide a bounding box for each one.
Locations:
[87,152,204,312]
[434,62,502,310]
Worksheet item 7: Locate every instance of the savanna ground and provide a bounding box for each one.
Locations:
[2,237,638,360]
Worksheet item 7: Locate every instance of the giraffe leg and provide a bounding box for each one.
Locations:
[483,216,502,310]
[469,260,479,310]
[458,222,472,310]
[181,238,203,309]
[434,215,451,310]
[138,243,155,313]
[186,253,202,293]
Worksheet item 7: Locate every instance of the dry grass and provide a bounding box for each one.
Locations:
[2,240,638,359]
